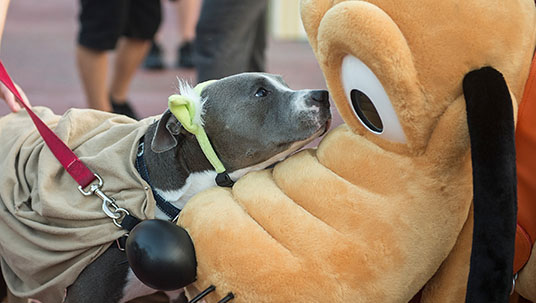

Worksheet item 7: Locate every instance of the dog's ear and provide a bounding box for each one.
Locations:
[151,109,182,153]
[463,67,517,303]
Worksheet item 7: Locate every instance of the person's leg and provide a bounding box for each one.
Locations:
[142,17,164,71]
[176,0,201,68]
[143,39,165,70]
[109,0,161,117]
[109,37,151,103]
[77,0,125,111]
[76,46,111,111]
[177,0,200,43]
[194,0,268,82]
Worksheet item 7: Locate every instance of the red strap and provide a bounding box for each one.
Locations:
[0,61,96,188]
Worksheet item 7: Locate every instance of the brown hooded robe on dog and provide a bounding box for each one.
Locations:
[0,107,157,301]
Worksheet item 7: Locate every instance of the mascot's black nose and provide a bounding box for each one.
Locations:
[309,90,330,108]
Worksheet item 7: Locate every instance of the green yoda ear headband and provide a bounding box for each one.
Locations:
[168,80,234,187]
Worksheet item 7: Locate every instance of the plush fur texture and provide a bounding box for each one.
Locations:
[174,1,536,302]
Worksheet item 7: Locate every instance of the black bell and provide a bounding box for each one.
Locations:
[125,219,197,290]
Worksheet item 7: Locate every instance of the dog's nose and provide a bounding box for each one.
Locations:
[309,90,330,108]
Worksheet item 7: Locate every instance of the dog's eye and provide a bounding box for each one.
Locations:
[255,88,269,97]
[340,55,406,143]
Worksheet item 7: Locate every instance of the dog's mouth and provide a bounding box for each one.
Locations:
[321,117,332,136]
[228,118,332,180]
[276,117,331,148]
[280,116,332,154]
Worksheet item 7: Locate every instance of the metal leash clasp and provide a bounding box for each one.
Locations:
[511,273,519,295]
[78,173,130,228]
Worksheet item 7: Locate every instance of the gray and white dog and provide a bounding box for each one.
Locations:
[63,72,331,303]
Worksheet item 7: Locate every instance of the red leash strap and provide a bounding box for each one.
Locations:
[0,61,96,188]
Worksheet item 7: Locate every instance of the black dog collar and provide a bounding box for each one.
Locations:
[135,140,181,221]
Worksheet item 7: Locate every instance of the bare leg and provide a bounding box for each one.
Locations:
[109,37,151,103]
[177,0,201,43]
[0,0,10,49]
[175,0,201,68]
[76,45,111,111]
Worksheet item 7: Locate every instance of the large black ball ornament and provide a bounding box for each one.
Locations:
[125,219,197,290]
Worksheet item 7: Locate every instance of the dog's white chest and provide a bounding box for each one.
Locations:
[153,171,217,219]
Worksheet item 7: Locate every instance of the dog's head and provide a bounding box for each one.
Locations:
[150,73,331,174]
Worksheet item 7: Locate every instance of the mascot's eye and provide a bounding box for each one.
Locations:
[341,55,407,143]
[350,90,383,132]
[255,88,269,97]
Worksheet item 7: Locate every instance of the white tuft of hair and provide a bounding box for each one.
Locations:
[176,78,207,127]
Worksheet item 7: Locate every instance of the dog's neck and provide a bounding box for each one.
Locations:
[142,124,218,214]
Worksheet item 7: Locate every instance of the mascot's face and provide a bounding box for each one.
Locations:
[302,0,533,156]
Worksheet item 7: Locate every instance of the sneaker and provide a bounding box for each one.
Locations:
[143,41,165,70]
[177,41,194,68]
[111,96,138,120]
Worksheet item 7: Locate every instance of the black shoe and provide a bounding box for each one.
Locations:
[143,41,165,70]
[177,41,194,69]
[111,97,138,120]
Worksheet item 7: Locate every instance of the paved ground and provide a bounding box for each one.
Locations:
[1,0,343,133]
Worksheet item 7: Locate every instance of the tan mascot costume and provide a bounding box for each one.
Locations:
[177,0,536,302]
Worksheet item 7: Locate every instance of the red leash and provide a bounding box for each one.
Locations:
[0,61,96,189]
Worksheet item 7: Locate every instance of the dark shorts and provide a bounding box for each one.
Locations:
[78,0,161,51]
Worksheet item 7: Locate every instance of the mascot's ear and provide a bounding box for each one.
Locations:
[463,67,517,303]
[151,109,182,153]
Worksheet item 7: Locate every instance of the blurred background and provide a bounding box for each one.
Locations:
[1,0,340,124]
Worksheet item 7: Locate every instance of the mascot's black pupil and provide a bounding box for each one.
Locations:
[350,89,383,132]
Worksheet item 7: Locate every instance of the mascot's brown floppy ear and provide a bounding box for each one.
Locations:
[151,109,182,153]
[463,67,517,303]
